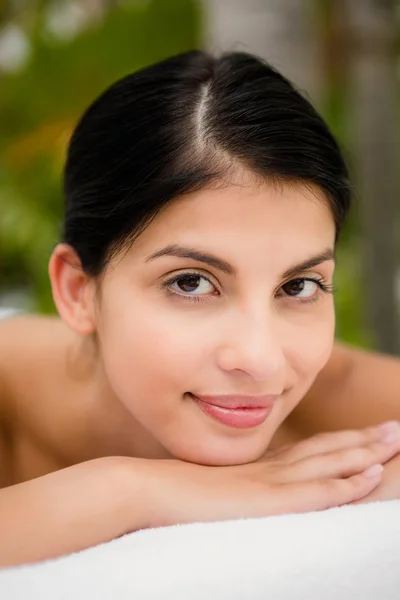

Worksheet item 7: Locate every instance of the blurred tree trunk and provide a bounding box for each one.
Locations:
[203,0,322,106]
[346,0,400,354]
[318,0,350,109]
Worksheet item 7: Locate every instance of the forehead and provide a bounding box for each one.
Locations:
[131,176,336,257]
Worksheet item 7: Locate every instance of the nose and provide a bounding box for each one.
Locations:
[216,310,285,382]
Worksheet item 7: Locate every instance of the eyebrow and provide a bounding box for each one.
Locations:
[145,244,335,278]
[145,244,235,274]
[282,248,336,279]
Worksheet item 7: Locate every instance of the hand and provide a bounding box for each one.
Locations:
[349,451,400,505]
[141,421,400,528]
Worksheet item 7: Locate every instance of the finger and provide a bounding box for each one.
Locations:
[275,440,399,483]
[259,466,383,516]
[274,421,400,464]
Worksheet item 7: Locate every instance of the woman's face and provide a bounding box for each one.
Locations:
[93,175,336,465]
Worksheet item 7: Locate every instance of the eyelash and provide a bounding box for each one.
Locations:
[161,271,218,304]
[162,271,335,305]
[286,279,335,304]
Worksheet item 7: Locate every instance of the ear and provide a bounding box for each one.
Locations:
[48,244,96,335]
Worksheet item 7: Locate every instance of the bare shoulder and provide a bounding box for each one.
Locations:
[287,341,370,436]
[0,314,72,415]
[0,315,67,485]
[0,314,64,384]
[0,312,63,345]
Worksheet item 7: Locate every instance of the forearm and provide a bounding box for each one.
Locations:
[0,457,149,567]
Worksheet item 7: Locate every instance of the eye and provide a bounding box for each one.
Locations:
[165,272,218,297]
[279,277,331,300]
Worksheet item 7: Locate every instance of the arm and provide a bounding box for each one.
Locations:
[2,428,397,566]
[0,457,151,567]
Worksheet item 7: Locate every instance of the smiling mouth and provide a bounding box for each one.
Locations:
[188,393,278,429]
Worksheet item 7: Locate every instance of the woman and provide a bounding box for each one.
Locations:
[1,50,400,567]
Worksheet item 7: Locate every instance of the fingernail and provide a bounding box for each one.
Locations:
[379,421,400,444]
[363,464,383,478]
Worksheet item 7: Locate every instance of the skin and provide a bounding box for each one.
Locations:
[288,342,400,503]
[2,172,400,566]
[0,170,400,500]
[51,172,336,467]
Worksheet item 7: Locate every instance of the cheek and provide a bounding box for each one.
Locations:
[96,295,211,411]
[283,301,335,382]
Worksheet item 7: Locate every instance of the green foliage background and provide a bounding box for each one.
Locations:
[0,0,202,313]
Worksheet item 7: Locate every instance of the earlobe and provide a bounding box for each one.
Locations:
[48,244,96,335]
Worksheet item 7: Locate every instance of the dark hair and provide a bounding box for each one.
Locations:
[63,50,351,276]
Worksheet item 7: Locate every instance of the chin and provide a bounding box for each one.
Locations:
[167,435,270,466]
[159,404,285,466]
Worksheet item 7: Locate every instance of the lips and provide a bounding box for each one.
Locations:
[189,393,278,429]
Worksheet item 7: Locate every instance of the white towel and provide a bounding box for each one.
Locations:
[1,499,399,599]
